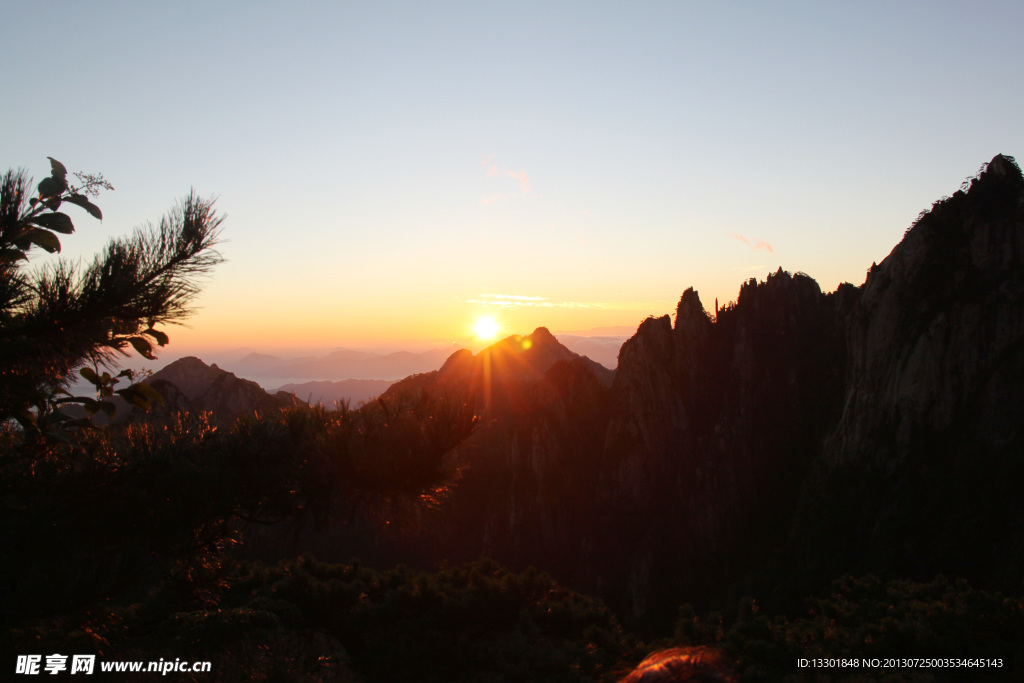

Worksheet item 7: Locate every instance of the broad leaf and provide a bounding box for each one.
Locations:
[128,336,156,360]
[64,193,103,220]
[116,385,161,410]
[0,249,28,263]
[13,408,37,429]
[80,366,101,385]
[131,382,164,407]
[37,176,65,198]
[47,157,68,180]
[82,398,116,418]
[27,212,75,234]
[23,228,61,253]
[144,327,170,346]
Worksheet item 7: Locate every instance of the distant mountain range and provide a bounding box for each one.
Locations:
[547,335,624,370]
[155,334,626,405]
[135,331,619,415]
[274,379,395,406]
[220,346,465,384]
[214,337,624,390]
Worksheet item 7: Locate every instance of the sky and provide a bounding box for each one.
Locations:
[4,1,1023,357]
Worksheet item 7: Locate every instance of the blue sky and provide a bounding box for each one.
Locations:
[4,1,1022,353]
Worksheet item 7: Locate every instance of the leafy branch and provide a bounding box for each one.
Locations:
[0,157,224,437]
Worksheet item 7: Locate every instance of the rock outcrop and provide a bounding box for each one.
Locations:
[141,356,301,425]
[829,154,1024,468]
[596,154,1024,617]
[600,271,852,618]
[780,154,1024,594]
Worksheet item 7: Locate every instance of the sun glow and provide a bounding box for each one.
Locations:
[473,316,500,341]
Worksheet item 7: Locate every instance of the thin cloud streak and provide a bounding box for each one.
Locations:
[480,193,507,206]
[727,232,774,253]
[468,294,672,311]
[481,155,531,198]
[468,294,603,310]
[507,169,530,193]
[482,294,546,301]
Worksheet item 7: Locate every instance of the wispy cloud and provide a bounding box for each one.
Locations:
[727,233,774,253]
[467,294,672,312]
[506,169,530,193]
[469,294,603,310]
[480,155,532,199]
[480,193,508,206]
[484,294,546,301]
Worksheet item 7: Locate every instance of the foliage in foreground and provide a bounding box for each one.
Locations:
[668,574,1024,682]
[0,392,477,615]
[0,158,222,437]
[4,556,636,683]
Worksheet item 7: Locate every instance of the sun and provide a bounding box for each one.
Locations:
[473,316,500,341]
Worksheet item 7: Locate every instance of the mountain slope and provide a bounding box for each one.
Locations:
[597,154,1024,617]
[780,153,1024,594]
[145,357,301,425]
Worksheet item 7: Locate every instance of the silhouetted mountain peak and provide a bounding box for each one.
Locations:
[151,356,229,400]
[986,153,1020,178]
[437,347,475,378]
[384,327,613,417]
[674,287,708,327]
[149,356,300,425]
[477,327,578,379]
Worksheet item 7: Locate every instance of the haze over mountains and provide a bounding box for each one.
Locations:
[131,332,628,407]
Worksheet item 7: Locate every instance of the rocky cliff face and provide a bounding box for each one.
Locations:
[600,272,853,618]
[781,154,1024,593]
[830,154,1024,467]
[596,154,1024,617]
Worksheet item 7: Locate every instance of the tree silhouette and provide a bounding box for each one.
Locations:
[0,158,223,437]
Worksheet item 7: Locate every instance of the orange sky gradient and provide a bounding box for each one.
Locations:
[5,3,1023,360]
